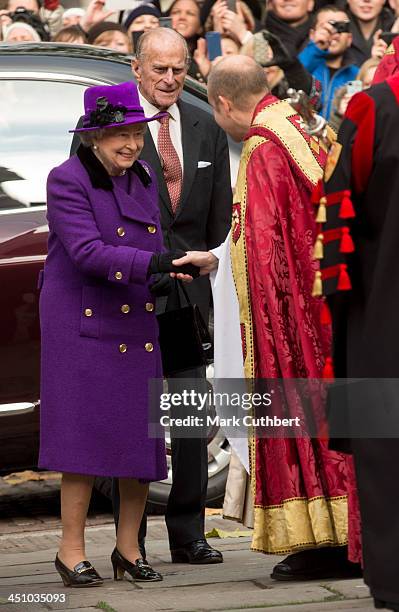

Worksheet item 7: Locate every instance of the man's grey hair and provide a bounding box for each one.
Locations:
[135,27,191,67]
[208,56,269,111]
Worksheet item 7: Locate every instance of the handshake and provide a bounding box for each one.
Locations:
[148,249,218,297]
[149,250,201,279]
[149,249,219,280]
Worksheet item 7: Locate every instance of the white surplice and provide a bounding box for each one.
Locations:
[210,232,249,472]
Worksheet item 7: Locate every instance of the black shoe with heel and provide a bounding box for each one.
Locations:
[111,547,162,582]
[54,554,103,587]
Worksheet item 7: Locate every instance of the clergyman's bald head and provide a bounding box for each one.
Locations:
[208,56,269,110]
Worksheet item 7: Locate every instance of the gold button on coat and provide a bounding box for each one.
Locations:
[147,225,156,234]
[84,308,93,317]
[117,227,125,237]
[115,271,123,280]
[145,302,154,312]
[145,343,154,352]
[121,304,130,314]
[119,344,127,353]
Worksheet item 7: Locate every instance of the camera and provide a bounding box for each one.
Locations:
[9,7,36,22]
[329,20,351,34]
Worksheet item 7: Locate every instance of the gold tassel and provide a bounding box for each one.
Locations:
[313,233,324,259]
[316,197,327,223]
[312,271,323,297]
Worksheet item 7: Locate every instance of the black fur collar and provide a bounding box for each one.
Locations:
[77,144,152,191]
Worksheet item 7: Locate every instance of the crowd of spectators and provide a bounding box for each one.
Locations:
[0,0,398,126]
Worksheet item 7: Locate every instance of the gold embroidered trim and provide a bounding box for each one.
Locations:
[252,99,326,186]
[230,134,265,494]
[252,495,348,554]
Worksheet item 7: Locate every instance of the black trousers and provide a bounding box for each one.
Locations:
[112,366,208,549]
[352,438,399,605]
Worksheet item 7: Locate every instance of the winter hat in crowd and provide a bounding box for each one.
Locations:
[4,22,41,42]
[62,8,85,20]
[124,4,161,31]
[86,21,127,45]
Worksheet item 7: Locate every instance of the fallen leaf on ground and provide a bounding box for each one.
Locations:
[3,471,61,485]
[205,527,253,538]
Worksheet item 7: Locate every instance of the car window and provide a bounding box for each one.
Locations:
[0,79,87,210]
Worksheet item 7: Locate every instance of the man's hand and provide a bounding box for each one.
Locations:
[171,251,219,280]
[312,21,335,50]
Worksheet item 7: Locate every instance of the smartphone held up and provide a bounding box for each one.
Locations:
[205,31,222,61]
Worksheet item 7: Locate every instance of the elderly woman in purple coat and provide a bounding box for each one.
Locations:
[38,82,196,588]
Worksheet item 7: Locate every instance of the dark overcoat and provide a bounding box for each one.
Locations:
[38,146,167,480]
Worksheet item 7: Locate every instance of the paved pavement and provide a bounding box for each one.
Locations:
[0,475,373,612]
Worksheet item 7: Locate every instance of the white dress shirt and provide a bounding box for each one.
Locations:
[139,91,184,177]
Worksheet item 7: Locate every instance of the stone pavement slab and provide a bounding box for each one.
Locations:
[217,602,375,612]
[0,514,372,612]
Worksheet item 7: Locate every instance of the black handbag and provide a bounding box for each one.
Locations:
[156,280,213,376]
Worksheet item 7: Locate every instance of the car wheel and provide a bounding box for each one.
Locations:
[94,363,231,511]
[94,432,231,512]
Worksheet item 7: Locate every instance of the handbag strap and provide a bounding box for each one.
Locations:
[177,279,193,306]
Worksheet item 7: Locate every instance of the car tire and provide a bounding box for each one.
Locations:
[94,438,231,513]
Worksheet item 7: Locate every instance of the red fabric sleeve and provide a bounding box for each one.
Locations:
[345,92,376,194]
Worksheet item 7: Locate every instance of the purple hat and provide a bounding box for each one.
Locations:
[70,81,166,133]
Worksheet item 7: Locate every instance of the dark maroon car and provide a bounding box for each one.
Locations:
[0,43,237,507]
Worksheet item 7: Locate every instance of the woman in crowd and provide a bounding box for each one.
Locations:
[87,21,131,53]
[124,3,160,36]
[169,0,205,79]
[61,7,85,28]
[53,24,87,44]
[39,81,194,588]
[3,21,41,42]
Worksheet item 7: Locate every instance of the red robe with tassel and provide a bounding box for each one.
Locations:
[230,93,361,559]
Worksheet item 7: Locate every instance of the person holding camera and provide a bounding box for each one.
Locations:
[299,5,358,118]
[3,0,62,38]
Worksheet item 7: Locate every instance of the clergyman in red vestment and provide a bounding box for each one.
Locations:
[173,56,361,581]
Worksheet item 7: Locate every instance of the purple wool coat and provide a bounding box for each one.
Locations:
[38,146,167,480]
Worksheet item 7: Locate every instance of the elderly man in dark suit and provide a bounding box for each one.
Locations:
[113,27,233,564]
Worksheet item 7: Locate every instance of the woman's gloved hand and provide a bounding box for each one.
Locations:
[149,273,174,297]
[148,250,200,278]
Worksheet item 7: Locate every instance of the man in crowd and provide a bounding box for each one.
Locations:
[347,0,394,64]
[173,55,361,581]
[264,0,314,56]
[299,6,358,118]
[113,27,232,565]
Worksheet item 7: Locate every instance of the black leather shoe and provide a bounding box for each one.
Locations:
[111,547,162,582]
[170,539,223,564]
[375,598,399,611]
[271,547,362,581]
[54,555,103,588]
